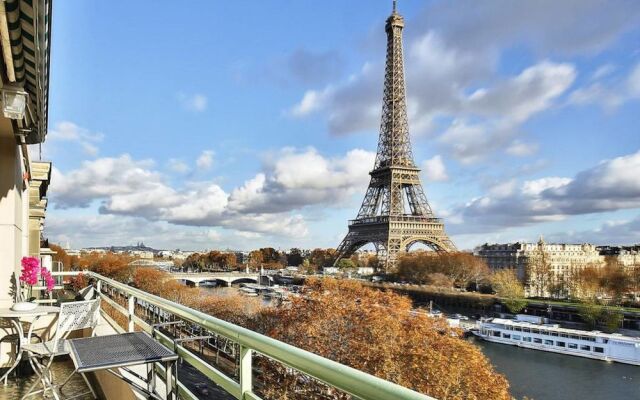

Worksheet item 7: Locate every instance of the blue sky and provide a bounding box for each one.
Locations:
[43,1,640,251]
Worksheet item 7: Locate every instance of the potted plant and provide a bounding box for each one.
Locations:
[12,256,55,311]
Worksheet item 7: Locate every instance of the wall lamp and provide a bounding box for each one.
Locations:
[1,86,28,120]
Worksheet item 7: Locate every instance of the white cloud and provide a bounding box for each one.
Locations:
[178,93,208,112]
[464,61,575,123]
[422,0,640,56]
[287,0,640,163]
[44,214,232,250]
[196,150,214,169]
[569,62,640,110]
[569,82,625,110]
[546,216,640,246]
[48,121,104,156]
[50,147,375,239]
[506,141,538,157]
[291,30,574,163]
[51,155,159,209]
[234,230,262,239]
[422,155,448,182]
[453,150,640,233]
[207,230,222,242]
[290,89,329,117]
[628,63,640,97]
[591,64,616,80]
[228,147,375,213]
[167,159,190,174]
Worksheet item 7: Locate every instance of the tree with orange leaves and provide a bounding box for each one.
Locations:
[258,278,511,400]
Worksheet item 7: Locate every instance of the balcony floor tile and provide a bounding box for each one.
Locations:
[0,359,92,400]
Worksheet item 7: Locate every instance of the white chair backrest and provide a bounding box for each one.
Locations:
[55,299,101,344]
[78,285,96,301]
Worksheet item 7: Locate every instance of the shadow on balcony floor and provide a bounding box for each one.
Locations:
[0,359,92,400]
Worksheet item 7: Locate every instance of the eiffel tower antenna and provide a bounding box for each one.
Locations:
[333,3,456,272]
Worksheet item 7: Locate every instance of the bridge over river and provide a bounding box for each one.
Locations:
[170,272,270,287]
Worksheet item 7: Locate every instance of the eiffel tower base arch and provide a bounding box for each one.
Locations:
[334,219,456,273]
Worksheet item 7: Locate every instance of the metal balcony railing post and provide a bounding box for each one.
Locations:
[128,295,136,332]
[239,345,252,397]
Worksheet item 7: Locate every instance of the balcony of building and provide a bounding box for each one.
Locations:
[0,271,434,400]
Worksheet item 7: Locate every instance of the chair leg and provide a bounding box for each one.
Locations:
[23,354,57,400]
[21,357,48,400]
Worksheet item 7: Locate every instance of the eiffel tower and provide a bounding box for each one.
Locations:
[334,0,456,272]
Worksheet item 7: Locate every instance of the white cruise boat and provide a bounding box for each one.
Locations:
[474,315,640,366]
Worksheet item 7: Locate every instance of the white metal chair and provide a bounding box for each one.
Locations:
[76,284,97,301]
[21,298,101,400]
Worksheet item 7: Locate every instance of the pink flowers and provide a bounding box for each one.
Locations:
[40,267,55,292]
[19,256,40,286]
[19,256,55,294]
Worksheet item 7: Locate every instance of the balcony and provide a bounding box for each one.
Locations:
[0,271,434,400]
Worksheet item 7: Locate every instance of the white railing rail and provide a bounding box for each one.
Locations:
[47,270,434,400]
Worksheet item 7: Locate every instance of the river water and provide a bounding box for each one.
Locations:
[468,337,640,400]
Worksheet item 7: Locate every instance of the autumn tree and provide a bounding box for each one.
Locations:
[132,267,167,292]
[526,249,552,298]
[396,251,490,288]
[629,264,640,300]
[492,269,527,314]
[50,244,78,271]
[77,252,133,282]
[258,278,511,400]
[308,248,336,270]
[248,250,264,270]
[336,258,356,273]
[286,248,304,267]
[577,300,624,333]
[570,264,602,300]
[600,257,629,303]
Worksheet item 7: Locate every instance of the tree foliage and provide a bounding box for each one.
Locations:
[259,278,511,400]
[396,251,490,288]
[491,269,527,314]
[183,251,238,272]
[308,248,336,270]
[577,299,624,332]
[49,244,78,271]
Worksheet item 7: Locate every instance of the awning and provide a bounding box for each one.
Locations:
[5,0,51,144]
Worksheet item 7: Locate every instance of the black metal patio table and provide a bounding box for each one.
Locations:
[68,332,179,400]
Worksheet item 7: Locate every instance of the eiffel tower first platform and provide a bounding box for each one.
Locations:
[334,1,456,272]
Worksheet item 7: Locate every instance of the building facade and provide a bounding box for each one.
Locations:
[475,238,605,297]
[0,0,52,308]
[598,245,640,269]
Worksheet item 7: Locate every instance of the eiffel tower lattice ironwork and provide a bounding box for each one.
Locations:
[334,1,456,272]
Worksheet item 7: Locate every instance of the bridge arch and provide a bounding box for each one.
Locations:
[230,277,258,285]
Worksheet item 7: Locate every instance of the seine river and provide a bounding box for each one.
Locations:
[469,337,640,400]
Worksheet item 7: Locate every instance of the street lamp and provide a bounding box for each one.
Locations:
[1,87,28,120]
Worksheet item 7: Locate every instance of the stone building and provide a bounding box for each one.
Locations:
[475,237,605,297]
[598,245,640,269]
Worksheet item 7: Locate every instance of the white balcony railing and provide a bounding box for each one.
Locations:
[39,271,433,400]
